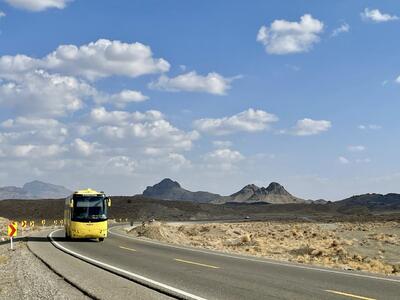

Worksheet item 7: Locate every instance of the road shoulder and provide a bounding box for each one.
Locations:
[28,230,172,300]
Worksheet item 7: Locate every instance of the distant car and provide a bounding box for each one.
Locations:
[149,218,156,223]
[244,216,250,219]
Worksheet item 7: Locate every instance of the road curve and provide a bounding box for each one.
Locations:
[46,226,400,300]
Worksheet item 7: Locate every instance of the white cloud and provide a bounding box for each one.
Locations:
[291,118,331,136]
[0,55,38,80]
[90,107,163,126]
[257,14,324,55]
[331,22,350,37]
[106,156,137,174]
[72,138,96,157]
[0,11,6,18]
[149,71,235,95]
[361,8,399,23]
[166,153,191,170]
[0,70,94,117]
[355,158,371,164]
[0,116,68,143]
[212,140,232,148]
[90,107,199,153]
[395,75,400,83]
[96,89,149,108]
[0,39,170,81]
[194,108,278,135]
[11,144,65,158]
[348,145,366,152]
[43,39,170,80]
[5,0,72,12]
[338,156,350,164]
[358,124,382,130]
[203,148,244,171]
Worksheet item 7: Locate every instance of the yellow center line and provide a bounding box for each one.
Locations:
[174,258,220,269]
[119,246,137,252]
[325,290,376,300]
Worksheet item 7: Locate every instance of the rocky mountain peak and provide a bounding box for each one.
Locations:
[0,180,72,200]
[265,182,290,195]
[142,178,224,203]
[154,178,181,189]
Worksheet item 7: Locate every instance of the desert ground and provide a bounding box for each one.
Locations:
[127,220,400,276]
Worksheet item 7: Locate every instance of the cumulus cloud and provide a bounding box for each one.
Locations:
[90,107,199,153]
[257,14,324,54]
[395,75,400,83]
[203,148,244,171]
[355,158,371,164]
[0,55,38,80]
[71,138,97,157]
[331,22,350,37]
[0,39,170,81]
[291,118,331,136]
[95,89,149,108]
[361,8,399,23]
[105,156,137,174]
[194,108,278,135]
[338,156,350,164]
[0,70,94,117]
[358,124,382,130]
[149,71,235,95]
[11,144,65,158]
[0,11,6,18]
[90,107,163,126]
[212,140,232,148]
[0,117,68,143]
[348,145,366,152]
[5,0,72,11]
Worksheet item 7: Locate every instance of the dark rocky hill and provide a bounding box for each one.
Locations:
[0,180,72,200]
[142,178,228,203]
[143,179,306,204]
[223,182,306,204]
[333,193,400,214]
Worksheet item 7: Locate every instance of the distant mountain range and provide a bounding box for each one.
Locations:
[0,180,72,200]
[142,178,308,204]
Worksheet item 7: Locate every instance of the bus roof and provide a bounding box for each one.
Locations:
[74,188,104,195]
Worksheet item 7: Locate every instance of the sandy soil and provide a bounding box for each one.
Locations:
[128,220,400,276]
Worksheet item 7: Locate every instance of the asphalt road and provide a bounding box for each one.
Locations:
[44,225,400,300]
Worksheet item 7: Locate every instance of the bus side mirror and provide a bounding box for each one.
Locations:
[107,198,111,207]
[69,199,74,208]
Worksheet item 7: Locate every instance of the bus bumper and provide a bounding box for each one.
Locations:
[69,221,108,239]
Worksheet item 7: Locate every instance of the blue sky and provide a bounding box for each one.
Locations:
[0,0,399,200]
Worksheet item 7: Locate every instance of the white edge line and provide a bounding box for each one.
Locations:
[109,226,400,284]
[49,229,207,300]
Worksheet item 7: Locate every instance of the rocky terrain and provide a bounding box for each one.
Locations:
[143,178,305,204]
[127,220,400,276]
[0,180,72,200]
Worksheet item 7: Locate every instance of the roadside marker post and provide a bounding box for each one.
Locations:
[7,222,18,250]
[21,220,27,231]
[41,220,46,227]
[29,220,35,228]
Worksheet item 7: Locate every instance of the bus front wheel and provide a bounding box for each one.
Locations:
[99,238,104,242]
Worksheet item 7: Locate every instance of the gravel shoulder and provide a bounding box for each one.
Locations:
[0,217,88,300]
[0,237,89,300]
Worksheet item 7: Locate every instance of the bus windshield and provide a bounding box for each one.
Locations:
[72,195,107,221]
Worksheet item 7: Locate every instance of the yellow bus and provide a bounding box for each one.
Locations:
[64,189,111,241]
